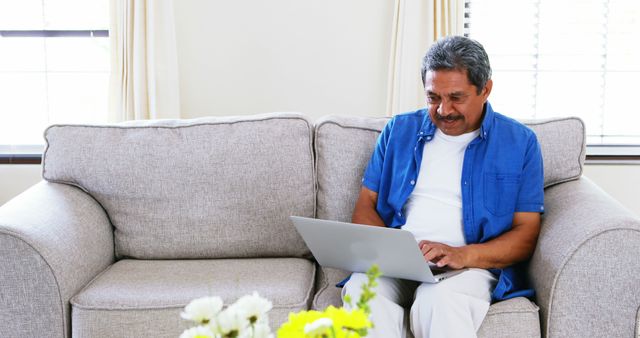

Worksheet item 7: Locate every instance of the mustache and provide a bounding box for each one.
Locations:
[435,112,464,122]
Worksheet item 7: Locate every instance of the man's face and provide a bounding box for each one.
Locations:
[424,69,492,136]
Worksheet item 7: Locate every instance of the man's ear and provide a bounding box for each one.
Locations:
[482,79,493,100]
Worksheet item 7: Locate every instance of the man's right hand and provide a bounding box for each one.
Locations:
[351,187,386,227]
[419,240,469,270]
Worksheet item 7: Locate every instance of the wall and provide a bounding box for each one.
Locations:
[582,165,640,216]
[0,165,42,206]
[173,0,394,120]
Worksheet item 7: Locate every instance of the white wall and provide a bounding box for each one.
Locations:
[583,165,640,216]
[173,0,394,120]
[0,165,42,206]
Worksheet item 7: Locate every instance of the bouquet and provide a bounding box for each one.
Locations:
[179,292,273,338]
[180,265,380,338]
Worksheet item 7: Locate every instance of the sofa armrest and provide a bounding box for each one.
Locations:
[0,182,114,338]
[530,177,640,338]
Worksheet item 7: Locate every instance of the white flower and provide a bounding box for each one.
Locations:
[181,296,224,324]
[236,322,273,338]
[249,322,274,338]
[304,317,333,335]
[179,325,217,338]
[217,305,250,336]
[233,291,273,325]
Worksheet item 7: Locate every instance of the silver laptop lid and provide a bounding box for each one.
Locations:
[290,216,442,283]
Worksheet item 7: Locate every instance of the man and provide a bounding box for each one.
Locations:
[342,36,544,337]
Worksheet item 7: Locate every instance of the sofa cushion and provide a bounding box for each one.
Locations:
[43,113,315,259]
[404,297,540,338]
[311,266,539,338]
[523,117,586,188]
[314,116,389,221]
[312,266,351,311]
[476,297,541,338]
[70,259,315,338]
[314,115,585,222]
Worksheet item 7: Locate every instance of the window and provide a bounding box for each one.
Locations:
[466,0,640,146]
[0,0,110,149]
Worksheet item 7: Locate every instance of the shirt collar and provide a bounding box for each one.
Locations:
[418,101,495,140]
[418,109,436,138]
[479,101,495,140]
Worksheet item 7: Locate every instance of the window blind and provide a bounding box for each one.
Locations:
[465,0,640,145]
[0,0,110,147]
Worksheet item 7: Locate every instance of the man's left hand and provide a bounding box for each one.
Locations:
[419,240,469,270]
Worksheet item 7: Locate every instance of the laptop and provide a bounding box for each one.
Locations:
[290,216,466,283]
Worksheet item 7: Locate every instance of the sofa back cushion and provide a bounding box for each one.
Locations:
[314,115,585,222]
[43,113,315,259]
[523,117,586,187]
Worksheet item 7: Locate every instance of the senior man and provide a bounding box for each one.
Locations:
[342,36,544,337]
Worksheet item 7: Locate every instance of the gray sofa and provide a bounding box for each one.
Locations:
[1,113,638,338]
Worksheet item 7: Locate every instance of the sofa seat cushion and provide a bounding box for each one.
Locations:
[70,258,315,338]
[412,297,540,338]
[476,297,540,338]
[313,267,540,338]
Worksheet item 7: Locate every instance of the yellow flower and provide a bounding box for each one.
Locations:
[324,306,372,333]
[277,307,372,338]
[304,317,334,336]
[277,310,325,337]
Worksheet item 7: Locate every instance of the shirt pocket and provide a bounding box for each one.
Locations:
[484,173,521,216]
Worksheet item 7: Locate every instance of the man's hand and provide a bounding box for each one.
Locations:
[420,212,541,270]
[419,240,469,270]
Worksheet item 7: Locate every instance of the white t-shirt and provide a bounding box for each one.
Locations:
[402,128,480,247]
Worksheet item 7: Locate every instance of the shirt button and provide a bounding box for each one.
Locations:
[397,212,402,216]
[464,181,468,185]
[410,180,415,185]
[426,136,432,140]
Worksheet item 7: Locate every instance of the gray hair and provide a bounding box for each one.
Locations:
[421,36,491,94]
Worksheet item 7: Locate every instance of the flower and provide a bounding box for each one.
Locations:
[179,325,217,338]
[217,305,251,337]
[323,306,372,334]
[249,322,274,338]
[178,265,380,338]
[277,307,373,338]
[303,317,333,335]
[236,322,273,338]
[233,291,273,325]
[277,310,325,337]
[179,292,274,338]
[181,296,224,325]
[277,265,380,338]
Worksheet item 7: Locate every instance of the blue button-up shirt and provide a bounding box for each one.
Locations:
[362,102,544,301]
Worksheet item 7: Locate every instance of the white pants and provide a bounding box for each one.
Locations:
[342,269,497,338]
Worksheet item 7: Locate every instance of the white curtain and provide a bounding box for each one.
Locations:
[385,0,465,116]
[109,0,181,121]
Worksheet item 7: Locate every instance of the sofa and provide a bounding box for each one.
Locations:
[1,112,639,338]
